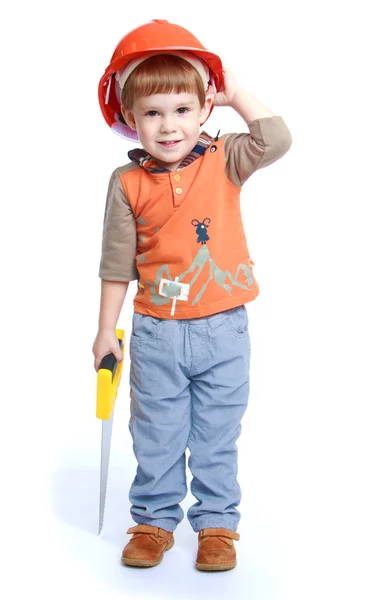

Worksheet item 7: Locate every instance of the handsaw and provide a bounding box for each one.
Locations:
[96,328,125,534]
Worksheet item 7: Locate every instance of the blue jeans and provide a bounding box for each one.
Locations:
[128,305,251,533]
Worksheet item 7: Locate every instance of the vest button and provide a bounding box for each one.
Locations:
[175,187,183,195]
[173,174,181,181]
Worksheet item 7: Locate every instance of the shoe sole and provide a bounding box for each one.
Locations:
[122,537,175,568]
[196,560,237,571]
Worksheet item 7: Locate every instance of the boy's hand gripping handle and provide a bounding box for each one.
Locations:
[96,328,124,420]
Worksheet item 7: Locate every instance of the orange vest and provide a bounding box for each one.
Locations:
[120,137,259,319]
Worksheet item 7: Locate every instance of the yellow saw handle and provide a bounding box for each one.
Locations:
[96,328,125,420]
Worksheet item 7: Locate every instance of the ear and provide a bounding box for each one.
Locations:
[120,106,137,131]
[199,95,213,126]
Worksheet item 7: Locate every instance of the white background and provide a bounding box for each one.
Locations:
[1,1,366,599]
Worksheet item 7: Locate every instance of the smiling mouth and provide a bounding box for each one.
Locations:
[158,140,182,146]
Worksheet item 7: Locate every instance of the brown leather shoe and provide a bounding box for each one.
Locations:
[196,528,240,571]
[121,525,175,567]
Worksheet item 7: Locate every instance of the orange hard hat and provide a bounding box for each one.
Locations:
[98,19,224,140]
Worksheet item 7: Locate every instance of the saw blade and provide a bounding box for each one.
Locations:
[99,407,114,534]
[96,329,124,534]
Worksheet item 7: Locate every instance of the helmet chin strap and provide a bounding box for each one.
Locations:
[104,76,112,104]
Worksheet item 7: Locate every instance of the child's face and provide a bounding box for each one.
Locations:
[122,92,212,172]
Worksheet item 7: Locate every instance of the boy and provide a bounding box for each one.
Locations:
[93,20,292,571]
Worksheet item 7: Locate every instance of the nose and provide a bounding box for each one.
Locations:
[160,115,177,133]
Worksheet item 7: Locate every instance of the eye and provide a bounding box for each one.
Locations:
[177,107,189,114]
[145,110,159,117]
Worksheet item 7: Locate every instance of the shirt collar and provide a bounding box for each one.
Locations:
[128,131,215,173]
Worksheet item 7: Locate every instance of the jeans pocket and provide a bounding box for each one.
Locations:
[222,305,249,338]
[131,312,162,342]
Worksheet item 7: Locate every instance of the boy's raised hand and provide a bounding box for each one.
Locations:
[209,66,241,107]
[93,329,123,372]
